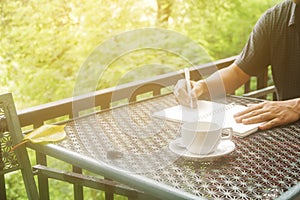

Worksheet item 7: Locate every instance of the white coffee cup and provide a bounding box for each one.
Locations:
[181,121,232,155]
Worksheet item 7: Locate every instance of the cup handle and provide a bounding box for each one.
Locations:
[221,127,232,140]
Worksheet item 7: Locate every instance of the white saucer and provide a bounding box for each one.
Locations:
[169,138,235,159]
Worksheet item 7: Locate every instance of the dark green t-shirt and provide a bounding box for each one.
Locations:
[235,0,300,100]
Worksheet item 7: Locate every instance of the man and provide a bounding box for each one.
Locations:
[174,0,300,130]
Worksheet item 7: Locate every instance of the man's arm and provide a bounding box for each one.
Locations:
[174,63,250,107]
[174,63,300,130]
[192,63,250,98]
[204,63,300,130]
[215,64,300,130]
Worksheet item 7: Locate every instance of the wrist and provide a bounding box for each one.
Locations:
[287,98,300,118]
[195,79,209,99]
[293,98,300,115]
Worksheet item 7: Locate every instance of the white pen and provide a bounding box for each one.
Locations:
[184,68,193,108]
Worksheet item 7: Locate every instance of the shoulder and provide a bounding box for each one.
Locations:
[262,0,292,21]
[255,0,292,31]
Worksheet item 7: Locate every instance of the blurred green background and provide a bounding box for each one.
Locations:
[1,0,281,199]
[1,0,280,109]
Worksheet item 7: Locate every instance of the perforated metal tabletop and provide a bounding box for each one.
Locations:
[37,94,300,199]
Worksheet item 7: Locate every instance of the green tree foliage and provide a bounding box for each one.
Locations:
[1,0,156,108]
[169,0,281,59]
[1,0,280,109]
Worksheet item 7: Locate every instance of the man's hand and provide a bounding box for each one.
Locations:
[173,79,198,108]
[234,101,300,130]
[174,79,209,108]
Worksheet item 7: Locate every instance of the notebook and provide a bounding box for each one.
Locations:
[152,100,262,137]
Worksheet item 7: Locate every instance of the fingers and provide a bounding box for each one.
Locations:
[174,79,187,99]
[174,79,192,107]
[259,118,279,130]
[190,93,198,108]
[191,80,204,97]
[234,101,300,130]
[234,108,266,123]
[239,112,272,124]
[234,103,262,118]
[174,79,200,108]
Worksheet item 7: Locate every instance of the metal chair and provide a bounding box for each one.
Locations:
[0,93,39,200]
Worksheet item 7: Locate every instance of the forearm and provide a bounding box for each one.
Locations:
[195,63,250,98]
[218,64,250,94]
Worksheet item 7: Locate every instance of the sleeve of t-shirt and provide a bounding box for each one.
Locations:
[234,10,272,76]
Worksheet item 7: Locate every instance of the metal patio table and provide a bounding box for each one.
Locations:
[29,94,300,200]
